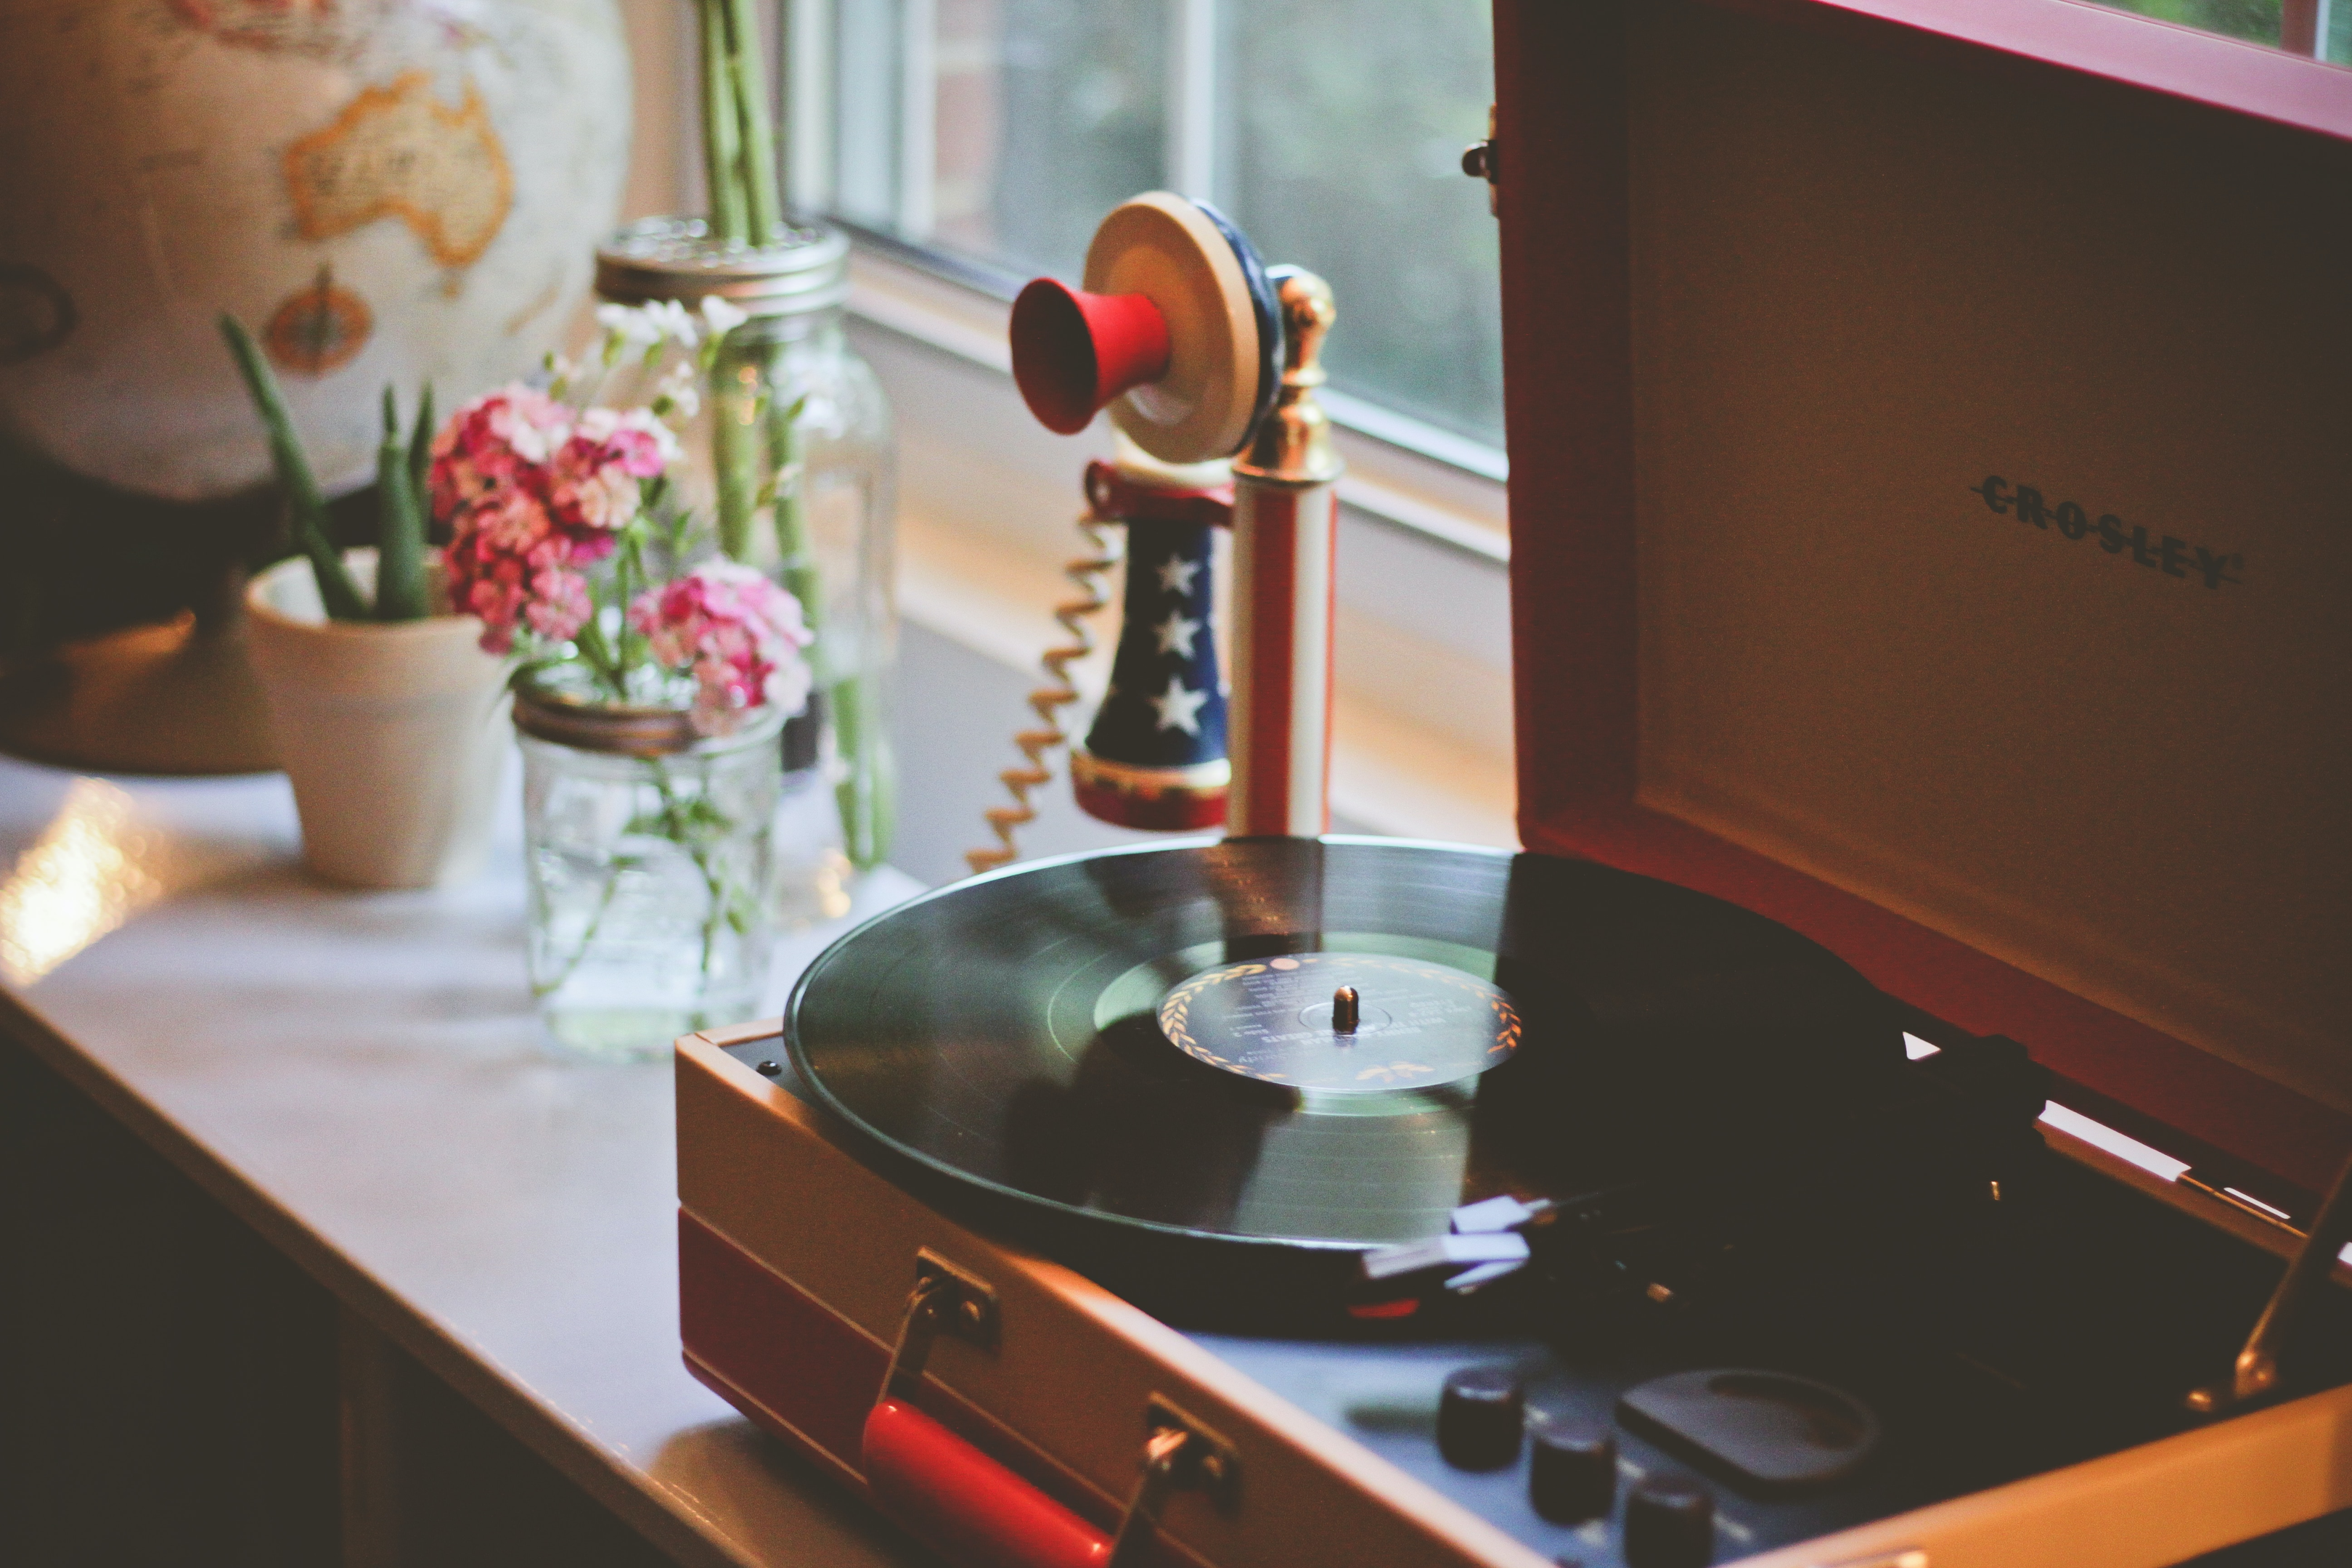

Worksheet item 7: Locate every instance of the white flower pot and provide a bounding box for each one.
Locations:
[245,551,512,889]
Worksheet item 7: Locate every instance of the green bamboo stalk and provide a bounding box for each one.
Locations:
[721,0,783,240]
[374,387,430,621]
[219,314,369,621]
[764,391,822,619]
[829,672,894,870]
[764,388,891,870]
[698,0,748,243]
[711,358,761,562]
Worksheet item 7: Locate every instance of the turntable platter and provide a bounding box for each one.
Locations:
[786,837,1904,1320]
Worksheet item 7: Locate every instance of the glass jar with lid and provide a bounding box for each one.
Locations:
[515,675,785,1061]
[594,218,895,923]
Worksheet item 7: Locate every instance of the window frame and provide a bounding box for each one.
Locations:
[778,0,1514,506]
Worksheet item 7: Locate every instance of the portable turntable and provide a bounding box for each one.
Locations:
[677,4,2352,1565]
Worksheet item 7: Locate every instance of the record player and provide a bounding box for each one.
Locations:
[677,4,2352,1564]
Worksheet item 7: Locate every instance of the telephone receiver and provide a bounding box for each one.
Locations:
[967,194,1342,873]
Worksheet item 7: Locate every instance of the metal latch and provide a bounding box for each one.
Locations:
[1461,105,1498,215]
[1107,1395,1241,1567]
[879,1248,1000,1403]
[2187,1151,2352,1415]
[871,1254,1240,1567]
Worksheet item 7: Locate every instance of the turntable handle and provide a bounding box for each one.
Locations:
[865,1397,1114,1568]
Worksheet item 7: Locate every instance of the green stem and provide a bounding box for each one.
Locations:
[721,0,783,238]
[573,613,629,701]
[828,671,894,870]
[219,314,369,621]
[407,381,436,553]
[712,348,761,561]
[762,384,891,870]
[374,386,430,621]
[537,859,626,997]
[650,761,730,985]
[699,0,748,242]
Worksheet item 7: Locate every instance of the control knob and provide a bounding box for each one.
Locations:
[1437,1365,1524,1469]
[1528,1418,1615,1523]
[1623,1474,1714,1568]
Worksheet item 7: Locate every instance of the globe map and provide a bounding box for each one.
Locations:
[0,0,628,501]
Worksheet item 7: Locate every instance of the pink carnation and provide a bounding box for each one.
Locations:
[628,562,813,736]
[429,385,676,655]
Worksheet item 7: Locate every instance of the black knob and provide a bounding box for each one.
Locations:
[1528,1418,1615,1523]
[1624,1474,1714,1568]
[1437,1365,1524,1469]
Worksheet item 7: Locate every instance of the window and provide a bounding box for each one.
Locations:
[2094,0,2352,61]
[788,0,1505,461]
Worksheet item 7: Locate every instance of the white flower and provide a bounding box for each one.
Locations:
[653,360,701,419]
[643,299,700,347]
[595,302,665,348]
[698,295,749,338]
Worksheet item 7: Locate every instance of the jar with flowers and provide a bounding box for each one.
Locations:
[589,0,896,928]
[429,330,814,1060]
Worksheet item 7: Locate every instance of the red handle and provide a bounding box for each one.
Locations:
[862,1397,1113,1568]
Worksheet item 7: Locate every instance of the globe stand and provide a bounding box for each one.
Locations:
[0,568,277,776]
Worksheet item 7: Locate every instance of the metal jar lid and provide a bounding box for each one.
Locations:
[512,682,785,759]
[594,216,851,317]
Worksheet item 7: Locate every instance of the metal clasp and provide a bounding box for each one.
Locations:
[1461,105,1498,215]
[1106,1396,1241,1567]
[2187,1151,2352,1416]
[879,1249,1000,1405]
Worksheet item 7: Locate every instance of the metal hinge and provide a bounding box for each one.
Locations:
[1461,105,1498,216]
[2180,1167,2308,1238]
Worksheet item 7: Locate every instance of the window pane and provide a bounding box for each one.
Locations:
[826,0,1505,455]
[834,0,1168,277]
[2092,0,2352,64]
[1219,0,1501,447]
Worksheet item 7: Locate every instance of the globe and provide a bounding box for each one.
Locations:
[0,0,629,502]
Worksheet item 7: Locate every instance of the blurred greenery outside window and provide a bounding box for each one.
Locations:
[791,0,2346,473]
[799,0,1506,465]
[2095,0,2352,60]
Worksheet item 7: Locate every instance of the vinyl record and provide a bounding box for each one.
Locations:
[787,836,1906,1324]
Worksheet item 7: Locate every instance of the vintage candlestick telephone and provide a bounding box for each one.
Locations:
[966,194,1342,873]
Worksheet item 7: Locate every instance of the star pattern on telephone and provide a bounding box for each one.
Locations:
[1152,677,1209,735]
[1154,611,1201,658]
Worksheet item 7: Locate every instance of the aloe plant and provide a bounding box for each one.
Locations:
[220,314,435,623]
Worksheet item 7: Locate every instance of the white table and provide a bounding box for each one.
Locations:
[0,751,928,1567]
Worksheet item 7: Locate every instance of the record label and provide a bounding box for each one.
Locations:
[1157,952,1520,1093]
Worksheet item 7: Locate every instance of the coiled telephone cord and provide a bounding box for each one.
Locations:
[963,513,1121,874]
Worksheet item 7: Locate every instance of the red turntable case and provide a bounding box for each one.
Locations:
[677,3,2352,1564]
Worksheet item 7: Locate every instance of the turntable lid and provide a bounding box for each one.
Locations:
[1493,0,2352,1186]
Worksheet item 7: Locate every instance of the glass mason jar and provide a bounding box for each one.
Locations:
[594,218,896,926]
[515,683,785,1061]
